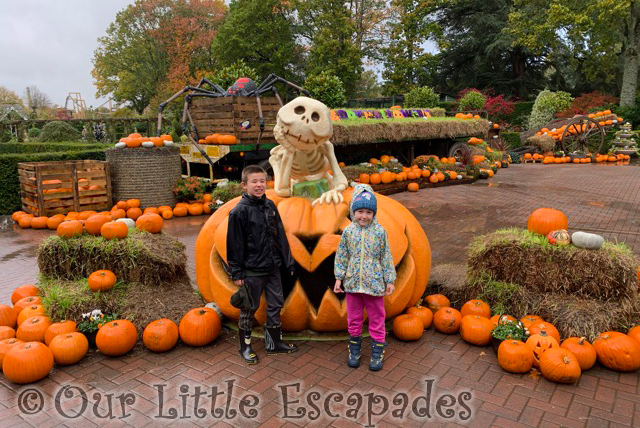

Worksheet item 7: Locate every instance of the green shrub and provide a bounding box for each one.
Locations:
[613,104,640,128]
[458,90,487,111]
[0,142,104,155]
[501,131,521,149]
[28,127,41,139]
[210,181,244,205]
[507,101,534,127]
[437,101,455,111]
[0,149,107,214]
[429,107,446,117]
[38,121,82,142]
[404,86,440,108]
[206,59,259,90]
[304,71,347,108]
[528,90,573,130]
[0,129,12,143]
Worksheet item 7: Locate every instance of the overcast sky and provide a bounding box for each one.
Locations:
[0,0,135,109]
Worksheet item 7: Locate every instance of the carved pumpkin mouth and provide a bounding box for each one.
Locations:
[197,189,431,332]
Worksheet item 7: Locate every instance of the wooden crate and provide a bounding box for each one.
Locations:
[190,96,281,145]
[19,160,112,216]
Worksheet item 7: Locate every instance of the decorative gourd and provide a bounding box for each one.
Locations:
[539,348,581,383]
[460,299,491,318]
[433,308,461,334]
[561,337,596,370]
[142,141,155,148]
[527,208,568,237]
[143,319,179,352]
[406,306,433,329]
[96,320,138,356]
[571,231,604,250]
[498,340,534,373]
[592,331,640,372]
[44,321,77,346]
[2,342,54,384]
[16,316,52,343]
[526,330,559,368]
[547,229,571,246]
[116,218,136,229]
[115,142,127,149]
[425,294,450,314]
[392,314,424,341]
[136,213,163,233]
[48,332,88,365]
[459,315,494,346]
[88,270,117,292]
[11,285,39,305]
[179,308,221,346]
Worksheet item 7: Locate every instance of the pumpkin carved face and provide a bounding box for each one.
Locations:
[195,189,431,332]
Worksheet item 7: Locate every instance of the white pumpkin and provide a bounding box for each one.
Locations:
[116,218,136,229]
[571,231,604,250]
[163,140,174,147]
[456,175,463,180]
[141,141,154,148]
[115,142,127,149]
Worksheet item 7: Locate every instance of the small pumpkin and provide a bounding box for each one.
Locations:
[85,214,111,236]
[173,206,188,217]
[0,326,15,340]
[13,296,42,315]
[561,337,596,370]
[111,209,127,220]
[57,220,84,238]
[459,315,494,346]
[126,207,143,220]
[526,330,559,368]
[127,199,141,208]
[547,229,571,246]
[528,322,561,344]
[407,183,419,192]
[48,332,88,365]
[31,216,49,229]
[16,316,52,343]
[88,270,117,292]
[116,217,136,229]
[17,305,45,326]
[539,348,581,384]
[96,320,138,357]
[0,338,23,366]
[0,305,17,328]
[460,299,491,319]
[628,326,640,345]
[520,315,544,329]
[11,285,39,305]
[2,341,54,384]
[136,213,163,233]
[188,204,204,216]
[143,319,179,352]
[433,307,461,334]
[162,210,174,220]
[425,294,450,314]
[527,208,568,237]
[571,231,604,250]
[44,321,77,346]
[592,331,640,372]
[179,308,221,346]
[498,340,534,373]
[392,314,424,341]
[406,306,433,329]
[46,215,65,230]
[101,221,129,240]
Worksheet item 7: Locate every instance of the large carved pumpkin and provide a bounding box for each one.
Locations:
[195,189,431,332]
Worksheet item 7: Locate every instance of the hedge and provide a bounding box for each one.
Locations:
[0,148,108,215]
[501,131,522,149]
[0,142,106,154]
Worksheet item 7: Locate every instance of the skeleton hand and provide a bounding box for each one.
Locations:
[275,186,291,198]
[313,189,344,206]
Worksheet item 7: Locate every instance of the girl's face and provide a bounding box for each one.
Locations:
[353,209,374,227]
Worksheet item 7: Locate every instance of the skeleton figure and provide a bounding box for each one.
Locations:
[270,97,348,206]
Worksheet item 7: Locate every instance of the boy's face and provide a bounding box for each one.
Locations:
[242,172,267,198]
[353,209,374,227]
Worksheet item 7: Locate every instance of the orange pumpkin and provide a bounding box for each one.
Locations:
[126,199,141,208]
[407,183,419,192]
[162,210,174,220]
[88,270,117,292]
[101,221,129,240]
[490,314,516,327]
[126,207,143,220]
[16,315,52,342]
[85,214,110,236]
[13,296,42,315]
[539,348,581,384]
[96,320,138,356]
[0,338,23,366]
[143,319,179,352]
[0,305,17,328]
[0,326,15,340]
[188,204,204,216]
[528,322,561,344]
[2,341,54,384]
[520,315,544,328]
[57,220,84,238]
[136,213,163,233]
[425,294,450,314]
[46,215,65,230]
[628,326,640,345]
[498,340,534,373]
[406,306,433,329]
[110,209,126,220]
[30,216,48,229]
[44,321,77,346]
[561,337,596,371]
[179,308,221,346]
[433,307,461,334]
[527,208,568,237]
[592,331,640,372]
[173,206,188,217]
[459,315,494,346]
[194,190,431,332]
[11,285,39,305]
[526,330,559,368]
[48,332,88,365]
[460,299,491,318]
[17,305,45,326]
[392,314,424,341]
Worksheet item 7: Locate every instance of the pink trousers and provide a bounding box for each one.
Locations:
[346,293,386,342]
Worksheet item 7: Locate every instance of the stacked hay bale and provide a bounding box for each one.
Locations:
[433,228,640,340]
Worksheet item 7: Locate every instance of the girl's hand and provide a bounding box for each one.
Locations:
[333,280,343,294]
[385,283,395,295]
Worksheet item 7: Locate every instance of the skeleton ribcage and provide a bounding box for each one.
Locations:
[291,149,327,178]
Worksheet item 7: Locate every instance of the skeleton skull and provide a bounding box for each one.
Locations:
[276,97,333,151]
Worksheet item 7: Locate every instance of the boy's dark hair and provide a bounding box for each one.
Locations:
[241,165,267,183]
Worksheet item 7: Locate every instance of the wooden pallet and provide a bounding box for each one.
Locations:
[190,96,281,145]
[19,160,112,216]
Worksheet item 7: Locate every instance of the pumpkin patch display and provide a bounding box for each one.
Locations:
[195,190,430,332]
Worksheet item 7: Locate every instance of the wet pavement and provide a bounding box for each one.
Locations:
[0,163,639,427]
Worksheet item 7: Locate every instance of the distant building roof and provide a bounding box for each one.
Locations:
[0,104,29,121]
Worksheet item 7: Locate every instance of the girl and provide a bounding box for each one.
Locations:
[334,184,396,371]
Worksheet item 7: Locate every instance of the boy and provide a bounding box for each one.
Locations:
[226,165,298,364]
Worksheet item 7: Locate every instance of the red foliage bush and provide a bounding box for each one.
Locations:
[484,94,515,118]
[556,91,619,118]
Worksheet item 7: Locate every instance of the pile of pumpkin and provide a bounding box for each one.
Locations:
[454,113,482,120]
[533,112,623,142]
[197,134,238,145]
[115,133,175,149]
[0,281,221,384]
[11,196,217,233]
[393,296,640,384]
[524,153,632,164]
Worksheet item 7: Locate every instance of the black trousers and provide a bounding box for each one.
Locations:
[238,269,284,331]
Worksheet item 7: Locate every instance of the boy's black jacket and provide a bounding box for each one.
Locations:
[226,193,295,280]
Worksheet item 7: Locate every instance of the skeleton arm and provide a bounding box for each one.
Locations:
[314,141,348,206]
[269,145,294,197]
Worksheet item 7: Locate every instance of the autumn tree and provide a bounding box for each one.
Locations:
[0,86,24,107]
[24,86,52,117]
[92,0,226,114]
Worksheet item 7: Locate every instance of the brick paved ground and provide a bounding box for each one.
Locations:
[0,163,639,427]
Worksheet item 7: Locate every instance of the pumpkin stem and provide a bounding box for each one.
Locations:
[578,337,586,345]
[562,356,570,364]
[539,330,548,336]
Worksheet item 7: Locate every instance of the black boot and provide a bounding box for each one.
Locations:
[265,325,298,355]
[347,336,362,368]
[238,328,258,364]
[369,340,386,371]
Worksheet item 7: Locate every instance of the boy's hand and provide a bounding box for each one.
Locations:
[234,279,245,286]
[385,283,395,295]
[333,280,343,294]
